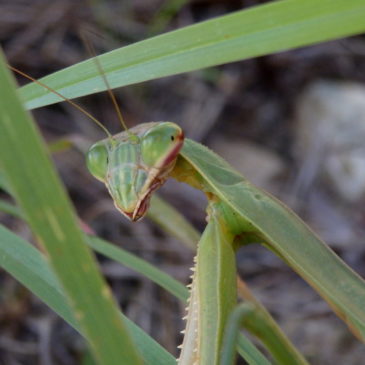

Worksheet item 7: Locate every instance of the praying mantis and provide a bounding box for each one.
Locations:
[5,53,365,365]
[86,118,365,364]
[72,99,365,363]
[84,100,365,363]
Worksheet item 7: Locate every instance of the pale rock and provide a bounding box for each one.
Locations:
[295,80,365,202]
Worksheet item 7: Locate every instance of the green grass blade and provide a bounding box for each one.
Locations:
[87,235,189,302]
[237,280,309,365]
[0,199,24,220]
[18,0,365,110]
[222,301,307,365]
[221,304,272,365]
[240,303,309,365]
[148,195,200,250]
[180,139,365,342]
[0,224,176,365]
[236,334,272,365]
[0,50,142,365]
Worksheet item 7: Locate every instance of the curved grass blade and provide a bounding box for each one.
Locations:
[148,195,200,250]
[18,0,365,110]
[179,139,365,342]
[237,279,309,365]
[236,332,272,365]
[0,199,24,220]
[221,304,271,365]
[0,50,142,365]
[0,224,175,365]
[87,235,189,302]
[221,300,307,365]
[239,303,309,365]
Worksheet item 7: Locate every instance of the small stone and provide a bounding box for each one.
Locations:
[295,80,365,202]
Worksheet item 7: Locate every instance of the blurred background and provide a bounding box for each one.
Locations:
[1,0,365,364]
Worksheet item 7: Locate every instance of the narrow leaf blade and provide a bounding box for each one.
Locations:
[0,49,142,365]
[18,0,365,110]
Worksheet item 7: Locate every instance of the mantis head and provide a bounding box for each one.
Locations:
[86,122,184,221]
[8,63,185,222]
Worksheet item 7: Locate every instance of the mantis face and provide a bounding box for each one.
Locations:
[86,122,184,221]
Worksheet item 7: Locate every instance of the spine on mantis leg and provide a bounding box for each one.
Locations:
[178,200,237,365]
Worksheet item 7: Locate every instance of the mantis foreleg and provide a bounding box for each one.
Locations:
[178,200,237,365]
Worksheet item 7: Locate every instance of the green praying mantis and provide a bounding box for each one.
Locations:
[87,118,365,364]
[8,56,365,364]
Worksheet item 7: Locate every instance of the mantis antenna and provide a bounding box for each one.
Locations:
[80,32,131,136]
[8,65,113,140]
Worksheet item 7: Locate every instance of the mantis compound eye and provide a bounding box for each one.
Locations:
[140,122,184,168]
[86,142,109,182]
